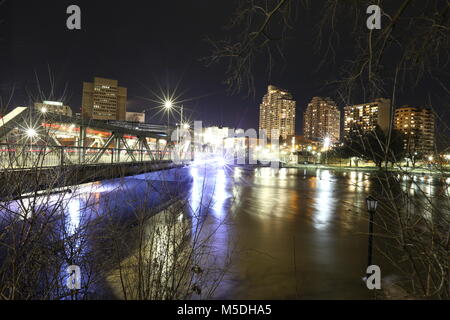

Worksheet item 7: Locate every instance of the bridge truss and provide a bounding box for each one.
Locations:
[0,107,191,169]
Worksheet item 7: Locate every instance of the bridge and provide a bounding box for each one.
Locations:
[0,107,192,197]
[0,107,193,170]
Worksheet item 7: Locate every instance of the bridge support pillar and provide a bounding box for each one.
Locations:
[78,126,86,164]
[138,138,144,162]
[156,139,161,161]
[115,136,121,162]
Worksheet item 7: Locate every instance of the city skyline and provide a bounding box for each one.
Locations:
[1,1,448,135]
[11,75,441,151]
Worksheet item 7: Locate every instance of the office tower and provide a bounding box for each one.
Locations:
[303,97,341,143]
[343,98,392,135]
[259,85,296,141]
[82,77,127,121]
[394,106,435,154]
[34,101,73,117]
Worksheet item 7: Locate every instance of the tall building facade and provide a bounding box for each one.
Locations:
[34,101,73,117]
[394,106,435,154]
[343,98,391,135]
[303,97,341,143]
[82,77,127,121]
[259,85,296,141]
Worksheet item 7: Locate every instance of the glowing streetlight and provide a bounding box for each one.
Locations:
[40,107,48,114]
[164,100,173,110]
[323,137,331,165]
[218,157,226,167]
[323,137,331,149]
[163,100,174,134]
[26,128,37,138]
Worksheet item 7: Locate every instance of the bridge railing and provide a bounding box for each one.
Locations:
[0,143,192,170]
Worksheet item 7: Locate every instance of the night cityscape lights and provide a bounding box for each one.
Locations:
[0,0,448,307]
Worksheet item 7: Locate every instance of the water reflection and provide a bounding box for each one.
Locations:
[314,170,334,229]
[0,165,447,299]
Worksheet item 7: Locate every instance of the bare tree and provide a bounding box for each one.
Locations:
[208,0,450,299]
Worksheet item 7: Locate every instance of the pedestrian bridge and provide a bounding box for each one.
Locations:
[0,107,192,170]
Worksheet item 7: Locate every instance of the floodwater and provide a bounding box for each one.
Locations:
[2,163,447,299]
[185,165,447,299]
[191,166,377,299]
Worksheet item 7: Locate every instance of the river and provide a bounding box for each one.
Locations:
[1,163,447,299]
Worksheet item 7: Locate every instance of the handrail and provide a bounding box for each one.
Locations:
[0,142,193,169]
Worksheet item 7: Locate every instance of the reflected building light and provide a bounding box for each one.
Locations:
[212,169,229,218]
[314,170,333,229]
[189,166,203,216]
[66,196,81,236]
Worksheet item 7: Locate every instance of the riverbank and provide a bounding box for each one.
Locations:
[281,163,450,176]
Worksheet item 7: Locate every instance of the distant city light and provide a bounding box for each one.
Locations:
[218,157,226,167]
[324,137,331,149]
[40,107,48,113]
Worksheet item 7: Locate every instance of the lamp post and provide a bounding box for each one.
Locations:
[164,100,173,129]
[366,196,378,267]
[164,101,173,160]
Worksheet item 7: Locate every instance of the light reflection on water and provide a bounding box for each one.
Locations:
[1,165,447,299]
[193,166,448,299]
[313,169,333,229]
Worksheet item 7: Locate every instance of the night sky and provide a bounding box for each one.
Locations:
[1,0,448,134]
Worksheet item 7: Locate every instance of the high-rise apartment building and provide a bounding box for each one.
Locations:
[259,85,296,141]
[394,106,435,154]
[82,77,127,121]
[343,98,391,135]
[303,97,341,143]
[34,101,73,117]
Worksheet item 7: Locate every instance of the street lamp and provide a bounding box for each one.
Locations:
[366,195,378,267]
[164,100,173,129]
[26,128,37,138]
[164,100,173,110]
[323,137,331,149]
